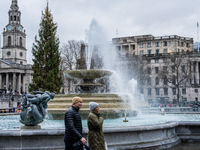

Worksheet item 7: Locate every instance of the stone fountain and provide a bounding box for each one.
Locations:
[47,69,137,119]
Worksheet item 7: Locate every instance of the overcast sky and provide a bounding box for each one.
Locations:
[1,0,200,64]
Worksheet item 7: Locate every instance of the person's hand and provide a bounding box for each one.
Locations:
[80,137,86,144]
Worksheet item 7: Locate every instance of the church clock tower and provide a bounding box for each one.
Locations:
[2,0,27,65]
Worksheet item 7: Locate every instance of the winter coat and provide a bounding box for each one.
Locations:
[64,106,83,148]
[87,111,106,150]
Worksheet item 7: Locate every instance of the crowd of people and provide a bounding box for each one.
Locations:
[64,97,106,150]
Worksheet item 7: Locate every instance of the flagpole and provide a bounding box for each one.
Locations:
[197,22,199,52]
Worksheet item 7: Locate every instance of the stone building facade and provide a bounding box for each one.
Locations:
[0,0,32,94]
[112,35,200,103]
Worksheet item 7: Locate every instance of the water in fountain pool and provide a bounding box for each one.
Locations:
[1,114,200,130]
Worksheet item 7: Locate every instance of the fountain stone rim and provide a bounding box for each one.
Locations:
[64,69,112,80]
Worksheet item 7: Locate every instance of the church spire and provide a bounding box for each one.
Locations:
[10,0,19,11]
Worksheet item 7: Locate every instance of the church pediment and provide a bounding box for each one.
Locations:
[0,60,14,69]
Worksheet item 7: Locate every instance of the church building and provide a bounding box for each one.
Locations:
[0,0,33,94]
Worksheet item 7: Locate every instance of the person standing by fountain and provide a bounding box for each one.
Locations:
[87,102,106,150]
[64,97,86,150]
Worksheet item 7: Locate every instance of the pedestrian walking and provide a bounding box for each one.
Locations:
[64,97,86,150]
[87,102,106,150]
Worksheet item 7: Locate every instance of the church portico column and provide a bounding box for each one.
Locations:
[6,73,9,90]
[18,73,21,94]
[196,62,199,85]
[13,73,16,92]
[23,74,26,93]
[0,74,2,89]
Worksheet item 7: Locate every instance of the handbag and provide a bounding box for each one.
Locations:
[72,141,91,150]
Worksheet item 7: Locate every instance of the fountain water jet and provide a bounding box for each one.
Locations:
[47,19,139,119]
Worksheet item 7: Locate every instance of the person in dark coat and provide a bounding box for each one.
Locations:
[87,102,106,150]
[64,97,86,150]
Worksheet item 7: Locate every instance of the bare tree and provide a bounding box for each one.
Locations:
[60,40,85,93]
[159,52,194,103]
[61,40,83,70]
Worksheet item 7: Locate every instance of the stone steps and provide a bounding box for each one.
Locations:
[47,94,133,119]
[48,98,125,104]
[48,103,129,109]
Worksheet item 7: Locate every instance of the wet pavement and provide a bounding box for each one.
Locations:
[168,143,200,150]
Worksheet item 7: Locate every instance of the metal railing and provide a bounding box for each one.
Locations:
[0,94,23,102]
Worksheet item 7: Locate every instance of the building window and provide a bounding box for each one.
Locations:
[155,59,159,63]
[140,50,144,56]
[14,16,16,21]
[10,16,13,21]
[7,51,11,56]
[20,52,23,57]
[125,46,129,50]
[116,46,121,51]
[140,43,143,48]
[195,89,198,93]
[148,43,151,48]
[172,76,176,85]
[148,88,151,95]
[164,49,168,53]
[155,77,159,85]
[172,88,176,95]
[147,59,151,64]
[8,36,11,46]
[182,65,185,72]
[148,67,151,74]
[156,49,159,55]
[172,66,175,73]
[164,77,168,85]
[155,42,159,47]
[195,97,198,101]
[182,89,186,95]
[148,50,151,55]
[164,88,168,95]
[20,37,22,47]
[181,42,184,47]
[132,45,135,50]
[186,43,189,47]
[20,61,23,65]
[171,57,175,62]
[164,41,167,46]
[163,58,167,63]
[163,66,167,72]
[156,88,159,95]
[147,77,151,85]
[155,67,159,73]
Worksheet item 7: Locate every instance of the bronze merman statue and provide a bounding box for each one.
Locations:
[20,91,55,126]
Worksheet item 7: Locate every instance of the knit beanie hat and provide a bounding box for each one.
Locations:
[72,97,82,105]
[89,102,99,111]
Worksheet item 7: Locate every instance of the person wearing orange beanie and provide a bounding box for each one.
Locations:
[64,97,86,150]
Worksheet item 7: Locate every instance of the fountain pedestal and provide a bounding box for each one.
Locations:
[21,125,41,130]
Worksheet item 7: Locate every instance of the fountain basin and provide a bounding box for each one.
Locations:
[64,69,112,93]
[64,69,112,79]
[2,121,200,150]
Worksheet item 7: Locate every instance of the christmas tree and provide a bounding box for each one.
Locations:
[29,3,62,93]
